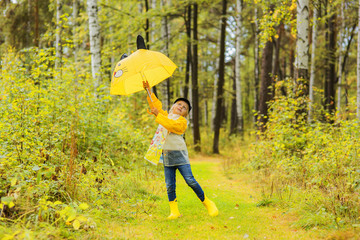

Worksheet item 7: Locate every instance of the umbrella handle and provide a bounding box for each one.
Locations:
[146,88,153,102]
[145,87,155,112]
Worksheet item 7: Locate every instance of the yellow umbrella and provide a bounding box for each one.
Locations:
[110,49,177,96]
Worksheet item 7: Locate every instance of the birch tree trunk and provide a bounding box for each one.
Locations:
[308,6,317,122]
[235,0,243,134]
[87,0,102,90]
[295,0,309,120]
[295,0,309,81]
[213,0,227,153]
[337,0,344,117]
[357,0,360,119]
[55,0,63,77]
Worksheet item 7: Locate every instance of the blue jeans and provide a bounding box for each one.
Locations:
[164,164,205,202]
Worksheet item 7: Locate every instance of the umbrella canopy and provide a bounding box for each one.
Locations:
[110,49,177,95]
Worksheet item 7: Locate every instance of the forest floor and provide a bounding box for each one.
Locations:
[86,156,358,240]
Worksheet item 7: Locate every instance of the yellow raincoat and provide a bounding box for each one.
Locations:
[147,93,187,135]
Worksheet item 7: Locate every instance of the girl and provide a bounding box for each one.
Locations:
[143,80,218,219]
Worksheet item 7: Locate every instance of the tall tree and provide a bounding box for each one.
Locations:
[272,23,283,98]
[144,0,150,48]
[34,0,39,47]
[272,22,284,82]
[295,0,309,82]
[337,0,344,116]
[213,0,227,153]
[253,5,260,124]
[73,0,78,82]
[55,0,63,77]
[87,0,102,90]
[184,4,191,100]
[357,0,360,119]
[234,0,244,134]
[258,39,273,132]
[324,1,336,119]
[27,0,31,47]
[308,5,318,122]
[161,0,170,110]
[295,0,309,119]
[192,2,201,152]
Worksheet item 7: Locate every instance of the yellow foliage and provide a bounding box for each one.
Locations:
[289,1,296,11]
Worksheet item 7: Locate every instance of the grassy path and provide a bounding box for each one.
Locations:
[97,157,331,239]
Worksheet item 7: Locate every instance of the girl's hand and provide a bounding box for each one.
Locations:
[143,80,150,91]
[151,107,159,116]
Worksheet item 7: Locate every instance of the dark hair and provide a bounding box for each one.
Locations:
[174,98,192,112]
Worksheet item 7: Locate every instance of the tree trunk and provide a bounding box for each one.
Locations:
[87,0,102,90]
[337,0,344,117]
[230,65,237,135]
[342,23,356,110]
[341,24,356,77]
[73,0,78,83]
[192,3,201,152]
[324,3,336,120]
[161,0,170,110]
[308,6,318,122]
[204,100,208,126]
[27,0,31,47]
[272,23,283,98]
[295,0,309,120]
[357,0,360,119]
[141,0,157,96]
[151,0,156,48]
[211,68,218,131]
[34,0,39,47]
[144,0,150,49]
[258,40,273,132]
[55,0,63,77]
[253,6,260,124]
[295,0,309,81]
[211,36,221,131]
[234,0,243,134]
[184,4,191,100]
[213,0,227,154]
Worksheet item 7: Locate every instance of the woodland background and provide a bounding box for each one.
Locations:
[0,0,360,239]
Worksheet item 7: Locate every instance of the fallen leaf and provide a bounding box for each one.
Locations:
[73,219,80,230]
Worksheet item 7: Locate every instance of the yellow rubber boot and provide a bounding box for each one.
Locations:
[167,199,181,219]
[202,196,218,217]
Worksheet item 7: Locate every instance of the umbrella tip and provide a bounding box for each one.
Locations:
[137,35,147,50]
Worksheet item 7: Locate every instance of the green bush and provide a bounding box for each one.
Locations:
[0,47,160,236]
[250,79,360,229]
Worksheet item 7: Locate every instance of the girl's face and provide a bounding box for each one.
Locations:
[172,101,189,116]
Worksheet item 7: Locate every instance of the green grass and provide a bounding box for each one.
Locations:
[3,157,358,239]
[89,158,330,240]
